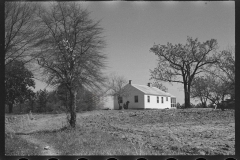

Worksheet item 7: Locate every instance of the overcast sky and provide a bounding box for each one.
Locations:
[34,1,235,105]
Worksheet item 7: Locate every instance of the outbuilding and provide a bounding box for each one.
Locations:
[113,80,176,109]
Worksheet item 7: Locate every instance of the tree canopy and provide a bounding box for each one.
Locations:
[191,46,235,108]
[35,2,107,127]
[5,59,35,113]
[106,73,130,109]
[5,2,43,66]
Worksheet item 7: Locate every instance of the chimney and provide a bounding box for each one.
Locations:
[147,83,151,87]
[129,80,132,85]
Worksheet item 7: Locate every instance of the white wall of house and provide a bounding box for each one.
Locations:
[102,96,114,109]
[144,95,171,109]
[124,85,145,109]
[114,84,145,109]
[113,96,120,109]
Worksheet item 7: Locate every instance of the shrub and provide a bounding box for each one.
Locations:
[176,103,181,109]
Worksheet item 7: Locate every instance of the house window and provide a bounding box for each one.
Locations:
[171,98,176,107]
[161,97,163,103]
[166,97,168,101]
[157,97,159,103]
[135,96,138,103]
[147,96,150,102]
[118,97,123,103]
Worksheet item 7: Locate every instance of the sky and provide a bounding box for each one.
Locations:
[34,1,235,105]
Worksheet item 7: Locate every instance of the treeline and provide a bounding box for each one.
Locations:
[5,88,105,114]
[5,58,105,114]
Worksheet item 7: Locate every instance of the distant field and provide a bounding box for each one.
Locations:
[5,108,235,155]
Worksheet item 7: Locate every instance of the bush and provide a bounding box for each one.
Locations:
[176,103,181,109]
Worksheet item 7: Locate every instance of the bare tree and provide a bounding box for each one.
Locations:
[191,73,232,110]
[192,46,235,110]
[210,46,235,99]
[5,2,43,66]
[106,73,130,110]
[150,37,219,108]
[35,2,107,127]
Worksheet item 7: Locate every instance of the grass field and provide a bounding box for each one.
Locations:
[5,108,235,155]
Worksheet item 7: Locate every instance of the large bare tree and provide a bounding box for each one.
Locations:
[5,2,43,66]
[35,2,107,127]
[150,37,219,108]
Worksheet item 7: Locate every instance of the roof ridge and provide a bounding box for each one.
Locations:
[130,83,175,97]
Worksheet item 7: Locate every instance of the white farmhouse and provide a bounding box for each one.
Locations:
[113,80,176,109]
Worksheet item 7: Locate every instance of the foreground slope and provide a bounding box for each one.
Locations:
[5,108,234,155]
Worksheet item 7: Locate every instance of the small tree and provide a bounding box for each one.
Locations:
[27,91,36,112]
[205,74,230,110]
[36,89,48,113]
[211,46,235,100]
[176,102,181,109]
[191,76,209,108]
[18,89,35,113]
[191,74,231,110]
[150,37,219,108]
[106,74,130,110]
[192,46,235,110]
[5,60,35,113]
[46,90,60,112]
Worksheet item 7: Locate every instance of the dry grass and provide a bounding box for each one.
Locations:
[5,108,235,155]
[33,125,148,155]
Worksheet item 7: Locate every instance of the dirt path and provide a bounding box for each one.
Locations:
[20,135,60,155]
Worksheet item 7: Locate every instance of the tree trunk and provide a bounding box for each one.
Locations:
[200,97,206,108]
[69,90,77,128]
[118,102,121,110]
[203,102,206,108]
[8,103,13,113]
[31,100,34,112]
[20,103,22,113]
[185,92,190,108]
[117,96,122,110]
[184,83,191,108]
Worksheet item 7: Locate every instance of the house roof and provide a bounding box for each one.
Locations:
[130,84,176,97]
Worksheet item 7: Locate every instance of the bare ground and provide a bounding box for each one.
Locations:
[76,109,235,155]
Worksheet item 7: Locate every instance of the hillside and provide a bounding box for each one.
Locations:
[5,108,235,155]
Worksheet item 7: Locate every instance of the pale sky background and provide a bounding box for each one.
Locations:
[34,1,235,105]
